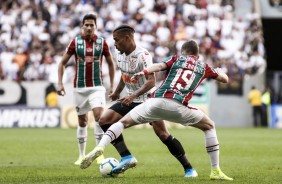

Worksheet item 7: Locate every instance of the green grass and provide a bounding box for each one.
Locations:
[0,127,282,184]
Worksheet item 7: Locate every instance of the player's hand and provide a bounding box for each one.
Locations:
[120,94,136,106]
[131,71,145,82]
[108,85,114,96]
[57,83,66,96]
[109,92,120,101]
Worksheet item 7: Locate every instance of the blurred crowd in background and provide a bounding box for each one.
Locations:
[0,0,266,86]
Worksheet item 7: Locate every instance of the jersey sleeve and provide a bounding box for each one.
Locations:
[65,38,76,55]
[204,64,219,79]
[102,39,111,57]
[163,55,178,69]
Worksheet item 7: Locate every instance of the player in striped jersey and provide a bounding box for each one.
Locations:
[84,40,233,180]
[57,13,115,165]
[80,25,197,178]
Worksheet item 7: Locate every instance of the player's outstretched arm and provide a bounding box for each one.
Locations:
[215,68,229,83]
[131,63,167,81]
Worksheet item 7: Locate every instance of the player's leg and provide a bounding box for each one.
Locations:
[191,114,233,180]
[99,103,138,173]
[89,88,107,164]
[147,98,232,180]
[80,112,138,169]
[151,121,198,178]
[92,107,105,164]
[74,114,88,165]
[73,89,90,165]
[99,106,132,157]
[81,99,155,170]
[253,106,259,127]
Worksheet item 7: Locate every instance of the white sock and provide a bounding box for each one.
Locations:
[94,122,104,145]
[77,125,87,158]
[204,129,220,169]
[98,122,124,148]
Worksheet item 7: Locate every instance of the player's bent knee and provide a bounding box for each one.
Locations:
[158,133,169,141]
[153,129,170,140]
[194,115,216,131]
[98,116,109,125]
[78,121,87,127]
[78,115,87,127]
[121,114,137,128]
[94,116,101,122]
[201,121,215,131]
[122,121,133,128]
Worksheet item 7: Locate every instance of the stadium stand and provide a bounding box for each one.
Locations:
[0,0,265,86]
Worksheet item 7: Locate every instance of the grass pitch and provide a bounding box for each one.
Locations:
[0,127,281,184]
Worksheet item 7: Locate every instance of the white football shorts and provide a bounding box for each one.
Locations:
[129,98,204,126]
[74,86,106,115]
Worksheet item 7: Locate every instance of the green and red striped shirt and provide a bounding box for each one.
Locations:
[66,34,111,88]
[152,55,218,107]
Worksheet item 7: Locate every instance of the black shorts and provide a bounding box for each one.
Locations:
[109,102,141,116]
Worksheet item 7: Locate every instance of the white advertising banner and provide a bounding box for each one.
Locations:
[0,106,60,128]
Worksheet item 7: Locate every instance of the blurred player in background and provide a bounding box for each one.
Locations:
[57,13,115,165]
[248,86,263,127]
[81,25,197,178]
[83,40,233,180]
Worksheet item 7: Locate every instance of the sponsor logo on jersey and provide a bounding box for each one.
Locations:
[122,73,137,84]
[168,89,185,96]
[85,56,94,62]
[86,48,93,52]
[95,45,101,51]
[129,58,137,70]
[77,40,83,44]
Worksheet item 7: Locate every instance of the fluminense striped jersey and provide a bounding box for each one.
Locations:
[66,34,111,88]
[116,46,154,103]
[152,55,219,107]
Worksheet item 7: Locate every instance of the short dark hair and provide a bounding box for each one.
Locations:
[113,24,135,34]
[82,13,97,25]
[181,40,199,56]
